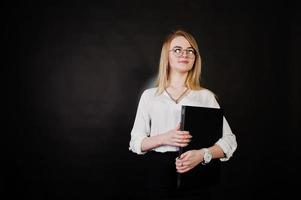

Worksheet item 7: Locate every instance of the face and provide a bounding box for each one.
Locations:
[168,36,195,73]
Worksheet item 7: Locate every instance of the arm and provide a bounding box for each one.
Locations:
[215,117,237,161]
[141,124,192,152]
[129,91,151,154]
[208,92,237,161]
[129,91,192,154]
[176,120,237,173]
[176,91,237,173]
[175,144,224,173]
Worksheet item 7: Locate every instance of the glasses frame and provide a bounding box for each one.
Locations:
[169,47,196,59]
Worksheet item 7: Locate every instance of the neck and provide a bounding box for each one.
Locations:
[168,70,188,88]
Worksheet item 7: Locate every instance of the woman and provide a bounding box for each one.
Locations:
[129,30,237,200]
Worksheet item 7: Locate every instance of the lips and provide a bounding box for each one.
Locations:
[178,60,189,64]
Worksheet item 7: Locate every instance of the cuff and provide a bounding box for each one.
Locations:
[215,138,235,161]
[129,135,147,155]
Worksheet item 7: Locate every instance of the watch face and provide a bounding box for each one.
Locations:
[204,152,212,162]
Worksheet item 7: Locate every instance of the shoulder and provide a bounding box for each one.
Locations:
[192,88,220,108]
[139,87,158,101]
[142,87,158,96]
[192,88,216,98]
[142,87,158,97]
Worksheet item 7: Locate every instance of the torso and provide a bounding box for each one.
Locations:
[143,87,218,153]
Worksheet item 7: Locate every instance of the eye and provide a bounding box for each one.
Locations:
[174,48,182,54]
[188,49,195,55]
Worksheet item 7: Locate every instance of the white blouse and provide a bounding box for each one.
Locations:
[129,87,237,161]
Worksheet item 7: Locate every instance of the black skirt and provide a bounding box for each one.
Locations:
[145,151,212,200]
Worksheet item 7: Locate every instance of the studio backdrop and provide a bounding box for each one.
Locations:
[7,0,300,199]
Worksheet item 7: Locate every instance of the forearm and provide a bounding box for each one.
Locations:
[208,144,225,159]
[190,144,225,163]
[141,126,191,153]
[176,144,226,173]
[141,134,163,152]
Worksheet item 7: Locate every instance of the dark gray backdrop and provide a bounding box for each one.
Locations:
[6,0,300,199]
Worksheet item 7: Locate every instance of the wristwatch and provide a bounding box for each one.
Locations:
[201,148,212,165]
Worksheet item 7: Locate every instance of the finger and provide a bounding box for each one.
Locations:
[175,161,184,168]
[182,135,192,140]
[173,132,184,139]
[182,131,190,135]
[176,165,187,170]
[176,158,191,164]
[174,134,191,141]
[173,138,191,143]
[175,141,190,146]
[177,162,190,170]
[178,169,191,173]
[175,161,182,167]
[180,152,189,159]
[176,131,189,135]
[173,142,189,147]
[176,160,190,167]
[173,134,191,141]
[177,166,191,173]
[176,131,192,139]
[180,143,189,147]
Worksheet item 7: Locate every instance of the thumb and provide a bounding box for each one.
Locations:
[176,123,181,131]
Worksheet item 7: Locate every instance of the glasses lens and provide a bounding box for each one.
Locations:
[173,48,182,57]
[186,49,195,57]
[172,48,195,58]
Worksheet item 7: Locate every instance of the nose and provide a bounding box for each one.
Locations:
[181,50,189,57]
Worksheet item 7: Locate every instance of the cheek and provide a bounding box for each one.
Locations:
[188,59,196,68]
[168,56,176,67]
[188,61,195,69]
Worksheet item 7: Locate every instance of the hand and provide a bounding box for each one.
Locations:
[160,124,192,147]
[175,150,203,173]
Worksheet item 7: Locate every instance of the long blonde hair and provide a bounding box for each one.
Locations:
[155,30,202,94]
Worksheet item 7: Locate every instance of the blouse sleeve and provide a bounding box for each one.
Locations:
[208,93,238,161]
[129,90,151,155]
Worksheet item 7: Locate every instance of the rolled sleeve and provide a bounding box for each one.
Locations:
[207,92,237,161]
[129,91,151,155]
[129,134,147,155]
[216,134,237,161]
[215,117,237,161]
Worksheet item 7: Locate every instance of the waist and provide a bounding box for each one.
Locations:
[151,145,179,153]
[147,150,179,159]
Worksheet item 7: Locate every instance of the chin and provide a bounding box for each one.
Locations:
[175,68,191,73]
[175,65,192,73]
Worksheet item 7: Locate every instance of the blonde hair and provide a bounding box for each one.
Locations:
[155,30,203,94]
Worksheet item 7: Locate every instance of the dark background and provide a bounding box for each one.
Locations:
[6,0,300,199]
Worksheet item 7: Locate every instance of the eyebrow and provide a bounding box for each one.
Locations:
[172,45,193,49]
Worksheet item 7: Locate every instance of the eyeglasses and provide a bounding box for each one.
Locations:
[169,47,196,58]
